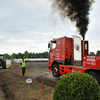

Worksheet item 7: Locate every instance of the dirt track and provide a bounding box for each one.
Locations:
[0,62,60,100]
[25,62,61,87]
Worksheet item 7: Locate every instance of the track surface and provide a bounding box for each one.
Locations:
[0,62,60,100]
[25,62,61,87]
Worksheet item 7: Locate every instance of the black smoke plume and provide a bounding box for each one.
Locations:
[52,0,94,40]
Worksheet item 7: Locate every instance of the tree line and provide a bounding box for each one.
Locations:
[4,50,100,60]
[89,50,100,56]
[4,51,49,60]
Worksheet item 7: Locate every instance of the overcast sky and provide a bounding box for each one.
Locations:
[0,0,100,55]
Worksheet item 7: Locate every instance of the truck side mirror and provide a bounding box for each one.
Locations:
[48,43,50,48]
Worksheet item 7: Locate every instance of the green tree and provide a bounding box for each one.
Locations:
[96,50,100,56]
[4,51,49,59]
[40,54,43,58]
[29,52,33,58]
[18,53,23,59]
[23,51,29,58]
[43,51,48,58]
[89,52,95,56]
[32,52,37,58]
[11,53,17,60]
[4,53,11,59]
[36,53,39,58]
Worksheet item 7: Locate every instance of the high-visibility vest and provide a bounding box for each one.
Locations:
[22,61,26,68]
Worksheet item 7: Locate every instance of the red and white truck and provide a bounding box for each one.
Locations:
[48,35,100,85]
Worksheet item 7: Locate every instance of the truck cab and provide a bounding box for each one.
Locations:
[48,35,88,76]
[48,36,74,72]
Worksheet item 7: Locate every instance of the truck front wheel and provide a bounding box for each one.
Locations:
[52,64,60,77]
[87,71,100,85]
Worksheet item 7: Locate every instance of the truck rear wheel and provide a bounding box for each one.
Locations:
[52,64,60,77]
[87,71,100,85]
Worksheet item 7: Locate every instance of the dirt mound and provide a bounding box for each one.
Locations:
[36,75,56,87]
[9,63,20,69]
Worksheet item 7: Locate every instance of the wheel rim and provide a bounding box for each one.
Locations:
[53,67,58,75]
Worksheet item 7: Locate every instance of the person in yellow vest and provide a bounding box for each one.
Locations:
[20,58,30,76]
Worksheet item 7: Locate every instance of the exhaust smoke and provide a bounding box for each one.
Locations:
[51,0,94,40]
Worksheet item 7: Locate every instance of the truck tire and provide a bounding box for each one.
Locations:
[87,71,100,85]
[52,64,60,77]
[3,61,6,69]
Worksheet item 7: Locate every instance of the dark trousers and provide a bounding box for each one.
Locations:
[22,67,26,76]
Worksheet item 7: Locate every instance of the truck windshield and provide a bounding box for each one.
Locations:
[0,56,4,60]
[51,41,56,50]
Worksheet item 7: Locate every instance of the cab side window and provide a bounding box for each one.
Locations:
[51,41,56,50]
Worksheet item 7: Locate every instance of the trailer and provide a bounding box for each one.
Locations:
[48,35,100,85]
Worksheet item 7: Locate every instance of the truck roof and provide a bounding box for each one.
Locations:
[51,36,72,42]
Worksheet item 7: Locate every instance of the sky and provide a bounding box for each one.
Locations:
[0,0,100,55]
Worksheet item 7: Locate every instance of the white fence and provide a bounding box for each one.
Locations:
[6,58,49,65]
[6,60,11,65]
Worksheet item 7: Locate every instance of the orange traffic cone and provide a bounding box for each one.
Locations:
[41,81,44,90]
[19,71,21,75]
